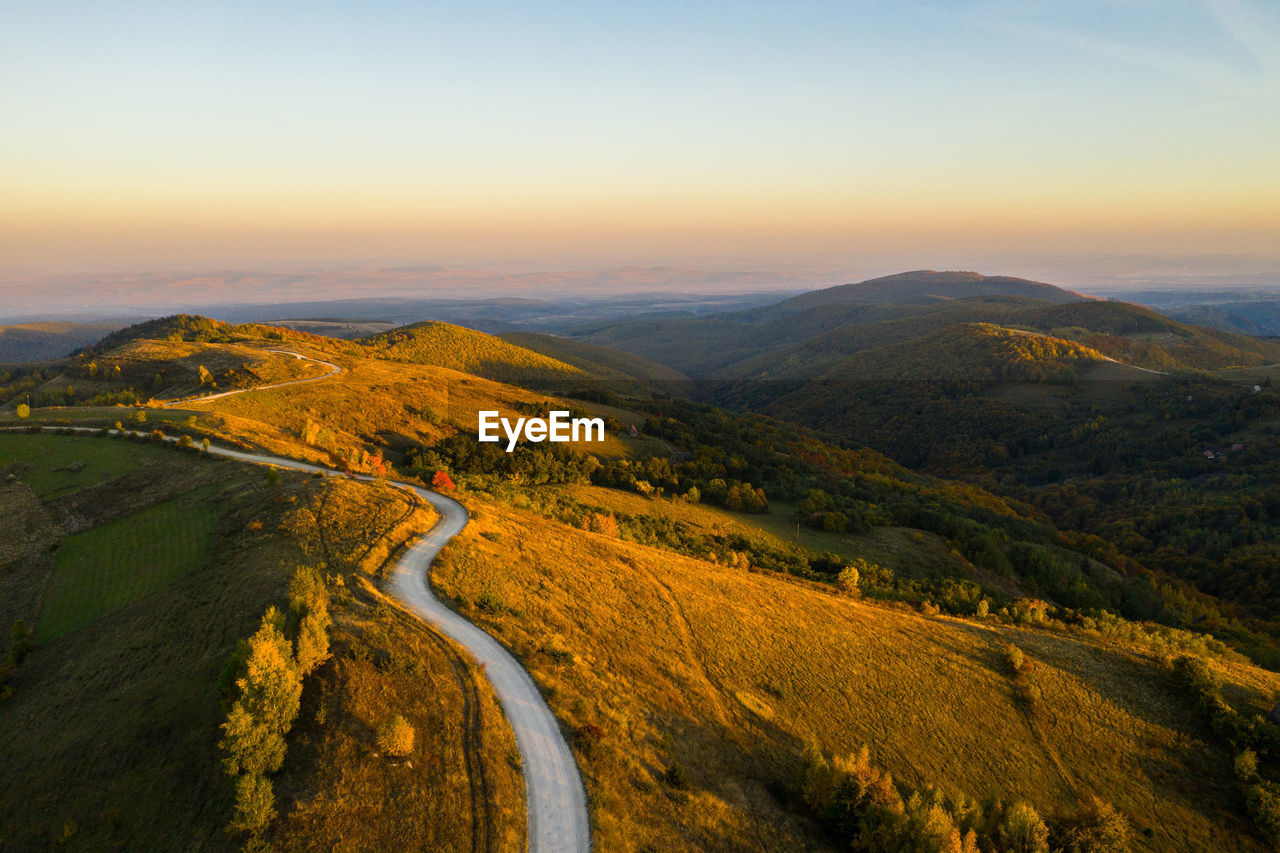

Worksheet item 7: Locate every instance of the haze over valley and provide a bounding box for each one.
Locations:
[4,1,1280,851]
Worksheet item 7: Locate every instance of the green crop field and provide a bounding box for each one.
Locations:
[37,488,221,640]
[0,432,160,497]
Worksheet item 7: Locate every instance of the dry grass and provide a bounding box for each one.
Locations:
[433,489,1280,851]
[266,478,526,853]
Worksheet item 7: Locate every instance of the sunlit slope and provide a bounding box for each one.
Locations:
[816,323,1108,381]
[435,493,1278,852]
[721,300,1280,381]
[361,321,584,382]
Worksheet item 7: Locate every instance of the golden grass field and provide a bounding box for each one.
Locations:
[10,326,1280,850]
[434,486,1280,851]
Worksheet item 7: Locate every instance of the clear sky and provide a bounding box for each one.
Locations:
[2,0,1278,274]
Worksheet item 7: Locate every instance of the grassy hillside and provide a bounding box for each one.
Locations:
[499,330,688,382]
[0,340,325,412]
[1019,301,1280,371]
[12,318,1280,849]
[0,321,124,362]
[433,486,1279,851]
[360,321,584,382]
[77,314,239,355]
[0,433,522,851]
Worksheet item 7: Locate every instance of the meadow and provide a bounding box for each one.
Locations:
[0,435,524,852]
[37,485,221,640]
[0,431,162,496]
[433,488,1280,851]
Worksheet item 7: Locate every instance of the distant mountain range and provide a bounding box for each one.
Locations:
[566,270,1280,380]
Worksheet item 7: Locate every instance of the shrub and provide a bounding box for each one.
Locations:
[662,761,691,790]
[1236,750,1260,782]
[8,620,32,666]
[582,512,619,536]
[836,565,861,596]
[1005,644,1026,674]
[377,715,416,757]
[1053,796,1129,853]
[573,723,606,758]
[1246,781,1280,848]
[15,403,29,419]
[431,470,455,492]
[976,599,990,619]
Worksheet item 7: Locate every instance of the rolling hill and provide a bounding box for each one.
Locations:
[571,272,1280,381]
[0,321,126,362]
[359,321,587,383]
[760,269,1089,314]
[8,304,1280,849]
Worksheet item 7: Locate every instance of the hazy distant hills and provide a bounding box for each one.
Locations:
[758,270,1089,315]
[0,321,126,362]
[573,270,1280,380]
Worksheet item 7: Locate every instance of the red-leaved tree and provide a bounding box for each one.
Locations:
[431,470,455,492]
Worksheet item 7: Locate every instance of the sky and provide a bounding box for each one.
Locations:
[2,0,1279,277]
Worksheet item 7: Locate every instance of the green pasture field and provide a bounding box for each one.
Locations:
[0,431,161,497]
[37,487,221,641]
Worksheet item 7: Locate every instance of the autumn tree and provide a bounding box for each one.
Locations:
[220,609,301,778]
[228,773,276,835]
[431,470,455,492]
[837,565,861,596]
[290,566,331,676]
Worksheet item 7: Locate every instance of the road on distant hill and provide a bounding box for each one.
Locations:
[6,416,591,849]
[161,349,343,407]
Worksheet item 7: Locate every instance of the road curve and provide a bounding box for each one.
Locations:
[161,349,343,407]
[3,427,591,852]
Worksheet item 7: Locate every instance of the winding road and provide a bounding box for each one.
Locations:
[160,349,344,407]
[9,346,590,852]
[209,445,591,853]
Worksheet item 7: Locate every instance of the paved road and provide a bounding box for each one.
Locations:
[4,423,591,852]
[161,349,343,407]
